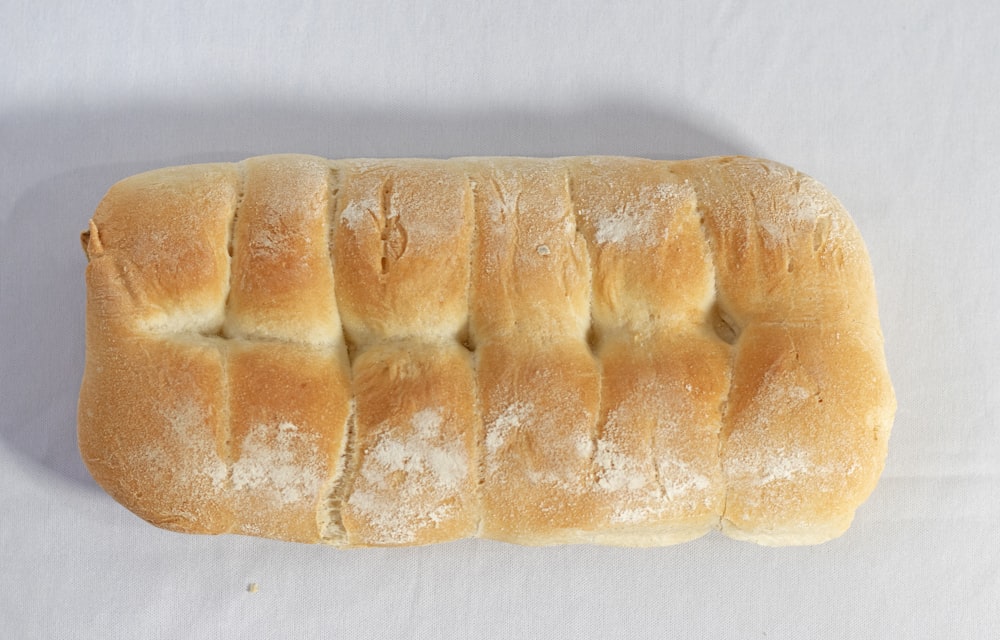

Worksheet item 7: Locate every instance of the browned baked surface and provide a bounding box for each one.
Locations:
[78,154,895,547]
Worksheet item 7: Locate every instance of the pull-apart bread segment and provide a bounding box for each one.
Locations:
[79,155,895,547]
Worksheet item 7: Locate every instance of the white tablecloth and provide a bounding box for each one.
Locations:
[2,1,997,637]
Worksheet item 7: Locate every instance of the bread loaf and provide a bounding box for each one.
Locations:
[78,155,895,547]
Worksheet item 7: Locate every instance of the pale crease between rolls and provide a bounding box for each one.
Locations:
[78,154,895,547]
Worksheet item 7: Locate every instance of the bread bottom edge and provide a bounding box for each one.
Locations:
[719,513,854,546]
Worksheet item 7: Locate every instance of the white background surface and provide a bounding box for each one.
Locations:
[2,1,997,637]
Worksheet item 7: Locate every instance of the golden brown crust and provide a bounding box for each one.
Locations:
[720,323,893,544]
[587,331,728,545]
[468,158,591,342]
[227,341,351,543]
[333,159,474,345]
[225,155,343,345]
[79,154,895,547]
[477,339,601,543]
[87,163,240,332]
[344,343,479,546]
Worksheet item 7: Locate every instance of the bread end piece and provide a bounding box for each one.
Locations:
[683,157,896,546]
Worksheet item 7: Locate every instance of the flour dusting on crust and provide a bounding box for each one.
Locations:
[231,421,323,506]
[346,408,469,544]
